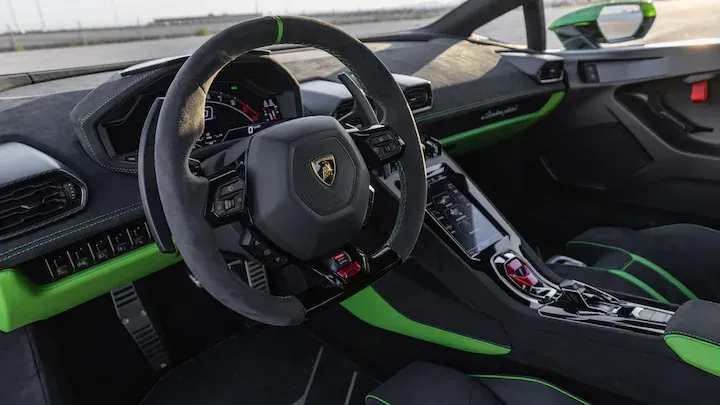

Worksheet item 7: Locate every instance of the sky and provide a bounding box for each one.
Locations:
[0,0,457,32]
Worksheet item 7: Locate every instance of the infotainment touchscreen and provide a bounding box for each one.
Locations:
[425,165,504,258]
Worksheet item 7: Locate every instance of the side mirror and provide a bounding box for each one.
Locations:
[548,1,656,50]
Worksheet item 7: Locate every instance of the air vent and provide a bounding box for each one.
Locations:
[332,98,380,128]
[537,61,564,83]
[403,84,433,112]
[332,98,355,121]
[0,171,86,241]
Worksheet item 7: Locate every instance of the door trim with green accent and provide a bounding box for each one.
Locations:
[438,92,564,154]
[470,374,591,404]
[341,287,510,355]
[0,244,182,332]
[664,333,720,377]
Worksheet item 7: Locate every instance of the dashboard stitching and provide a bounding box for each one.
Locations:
[78,71,154,174]
[0,203,142,262]
[416,88,557,122]
[0,202,142,258]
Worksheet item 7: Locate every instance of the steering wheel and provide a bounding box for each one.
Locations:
[154,16,427,326]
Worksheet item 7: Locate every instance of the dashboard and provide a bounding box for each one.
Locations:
[0,36,566,332]
[99,58,302,161]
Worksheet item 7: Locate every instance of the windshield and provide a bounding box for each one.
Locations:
[0,0,456,75]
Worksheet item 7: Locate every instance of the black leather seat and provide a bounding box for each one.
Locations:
[366,362,588,405]
[550,224,720,305]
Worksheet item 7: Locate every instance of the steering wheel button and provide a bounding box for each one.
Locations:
[234,194,245,207]
[213,201,226,215]
[218,180,245,198]
[369,134,390,145]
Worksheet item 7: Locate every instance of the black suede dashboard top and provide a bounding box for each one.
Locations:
[0,37,563,268]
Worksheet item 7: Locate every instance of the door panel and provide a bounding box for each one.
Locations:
[538,41,720,221]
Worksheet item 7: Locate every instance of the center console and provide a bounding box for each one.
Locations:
[381,136,675,336]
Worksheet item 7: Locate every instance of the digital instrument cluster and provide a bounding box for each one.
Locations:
[100,58,301,161]
[197,85,282,149]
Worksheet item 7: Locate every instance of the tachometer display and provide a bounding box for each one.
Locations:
[197,90,282,149]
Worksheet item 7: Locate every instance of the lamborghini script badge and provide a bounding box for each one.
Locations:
[311,154,336,187]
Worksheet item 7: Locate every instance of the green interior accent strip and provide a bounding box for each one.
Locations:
[273,16,283,44]
[567,241,698,300]
[470,375,591,404]
[0,244,181,332]
[631,254,697,300]
[439,92,564,155]
[365,394,392,405]
[650,223,720,234]
[341,287,510,355]
[607,270,668,303]
[665,334,720,377]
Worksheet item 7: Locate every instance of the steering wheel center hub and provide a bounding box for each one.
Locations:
[246,116,371,260]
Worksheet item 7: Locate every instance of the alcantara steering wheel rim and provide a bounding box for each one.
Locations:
[154,16,427,326]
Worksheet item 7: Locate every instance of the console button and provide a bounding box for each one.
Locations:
[433,192,454,208]
[505,258,539,287]
[90,237,113,262]
[438,217,455,234]
[457,219,474,234]
[47,253,73,279]
[445,205,467,222]
[110,230,133,254]
[70,245,93,270]
[428,206,444,219]
[333,252,351,267]
[336,262,362,280]
[247,236,264,251]
[129,223,151,246]
[266,254,288,268]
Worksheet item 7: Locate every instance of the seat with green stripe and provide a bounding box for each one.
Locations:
[365,362,588,405]
[548,224,720,305]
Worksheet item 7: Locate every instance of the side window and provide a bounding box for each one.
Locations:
[474,6,527,46]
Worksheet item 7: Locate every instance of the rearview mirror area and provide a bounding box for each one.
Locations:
[549,1,656,50]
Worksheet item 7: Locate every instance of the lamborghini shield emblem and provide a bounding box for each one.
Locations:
[311,154,336,187]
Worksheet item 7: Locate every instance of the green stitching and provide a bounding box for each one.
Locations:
[560,263,669,303]
[0,203,142,258]
[567,241,698,300]
[607,270,669,303]
[470,375,590,404]
[365,394,391,405]
[273,16,283,44]
[631,254,698,300]
[0,205,142,262]
[651,223,720,234]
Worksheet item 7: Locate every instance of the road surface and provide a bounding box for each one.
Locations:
[1,0,719,76]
